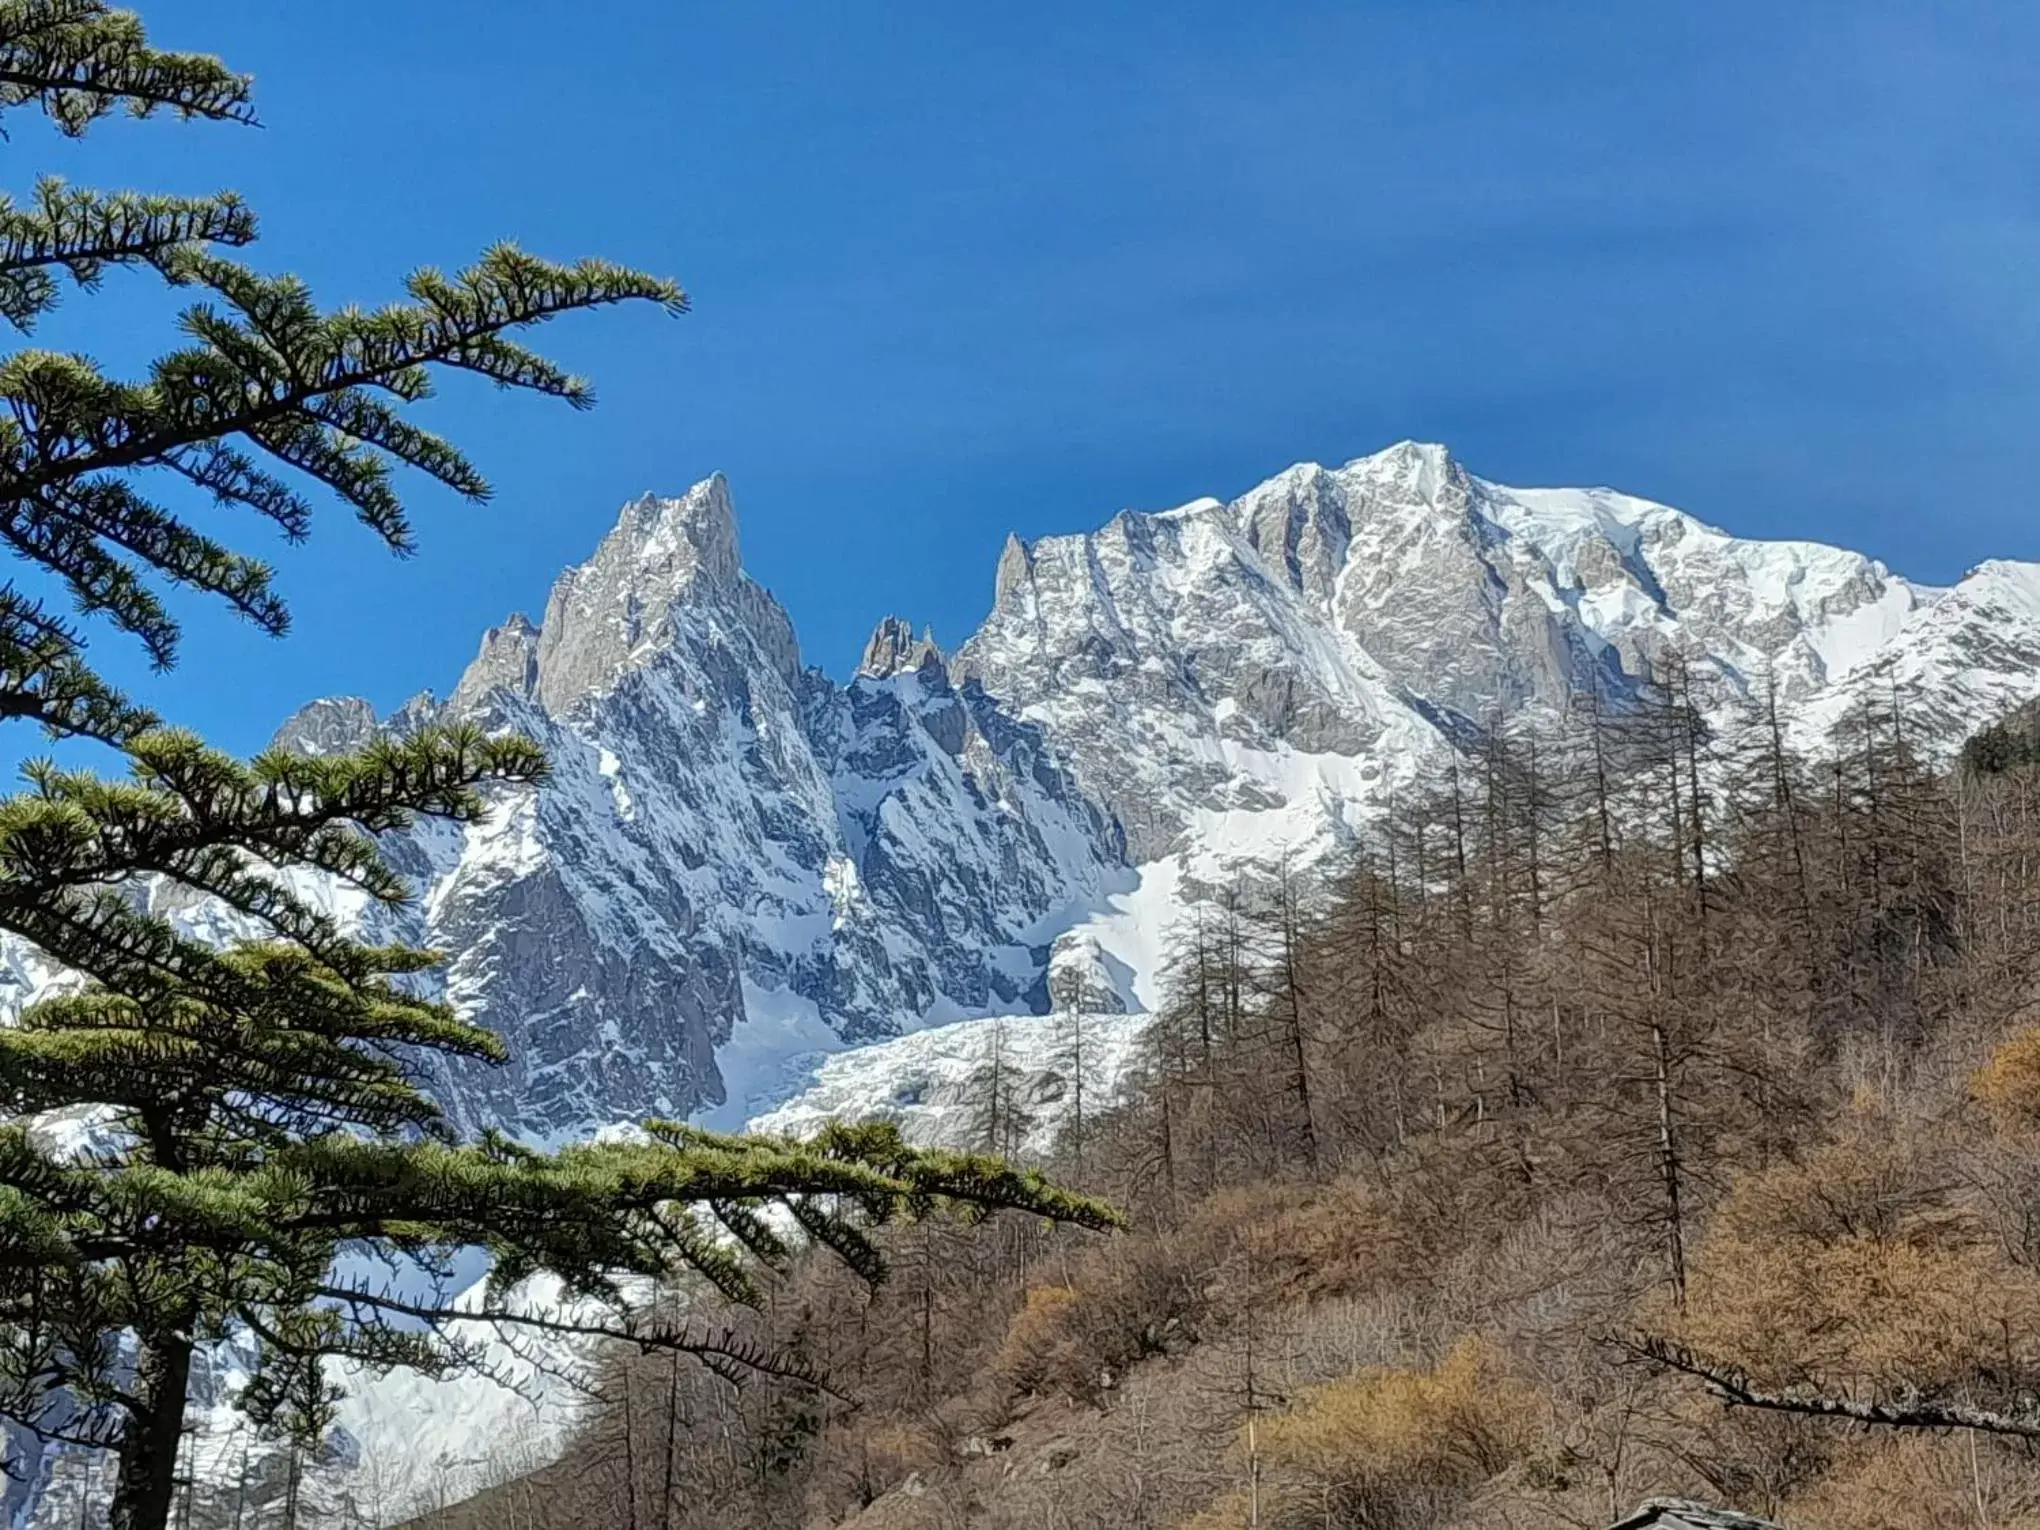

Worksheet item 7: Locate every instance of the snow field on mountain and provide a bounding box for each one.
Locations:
[747,1008,1153,1157]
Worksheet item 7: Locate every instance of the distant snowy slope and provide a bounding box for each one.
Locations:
[956,441,1959,869]
[748,1009,1152,1159]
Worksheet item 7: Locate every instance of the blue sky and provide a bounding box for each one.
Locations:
[19,2,2040,758]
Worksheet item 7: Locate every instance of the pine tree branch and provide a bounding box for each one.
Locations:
[0,727,543,919]
[0,591,157,745]
[38,477,286,631]
[0,179,255,331]
[0,0,255,134]
[0,247,682,666]
[0,729,547,1022]
[1612,1333,2040,1441]
[0,247,684,510]
[0,888,244,1008]
[311,1282,838,1394]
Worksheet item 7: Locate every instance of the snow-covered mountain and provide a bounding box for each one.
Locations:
[200,474,1131,1142]
[958,442,1944,869]
[14,439,2040,1525]
[70,438,2038,1136]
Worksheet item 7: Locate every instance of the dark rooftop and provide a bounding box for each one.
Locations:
[1608,1500,1786,1530]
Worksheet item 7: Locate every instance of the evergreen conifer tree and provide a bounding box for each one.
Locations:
[0,8,1116,1528]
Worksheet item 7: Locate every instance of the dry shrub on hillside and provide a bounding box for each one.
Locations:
[1179,1340,1540,1530]
[1673,1109,2040,1400]
[1786,1432,2040,1530]
[991,1285,1086,1394]
[1230,1174,1437,1307]
[1974,1027,2040,1124]
[984,1197,1257,1402]
[1178,1491,1257,1530]
[838,1419,948,1491]
[1264,1339,1537,1482]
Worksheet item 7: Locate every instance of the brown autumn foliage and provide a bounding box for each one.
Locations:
[989,1285,1086,1395]
[1974,1029,2040,1122]
[1671,1111,2040,1398]
[406,685,2040,1530]
[1179,1340,1542,1530]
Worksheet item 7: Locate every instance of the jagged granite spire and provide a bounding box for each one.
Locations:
[858,616,944,680]
[442,474,804,718]
[450,612,542,710]
[614,474,742,587]
[992,531,1034,608]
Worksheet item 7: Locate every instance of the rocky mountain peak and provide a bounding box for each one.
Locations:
[992,531,1034,609]
[858,616,944,680]
[543,474,750,652]
[268,696,379,757]
[439,475,805,718]
[611,474,742,589]
[1351,439,1469,504]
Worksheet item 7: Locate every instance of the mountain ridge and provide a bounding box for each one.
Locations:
[15,439,2040,1526]
[241,437,2040,1136]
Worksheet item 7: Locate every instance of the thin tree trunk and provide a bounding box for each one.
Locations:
[1276,871,1321,1178]
[661,1348,680,1530]
[1588,691,1616,871]
[919,1277,934,1403]
[1158,1077,1180,1219]
[1067,1005,1086,1177]
[1449,765,1473,938]
[1677,667,1708,918]
[622,1374,640,1530]
[1652,1018,1688,1306]
[230,1440,248,1530]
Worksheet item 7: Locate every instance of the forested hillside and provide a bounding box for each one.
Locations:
[418,677,2040,1530]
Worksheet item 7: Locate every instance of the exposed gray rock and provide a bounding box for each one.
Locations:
[268,695,380,757]
[858,615,944,680]
[247,476,1129,1139]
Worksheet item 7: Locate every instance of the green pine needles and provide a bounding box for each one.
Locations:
[0,7,1114,1529]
